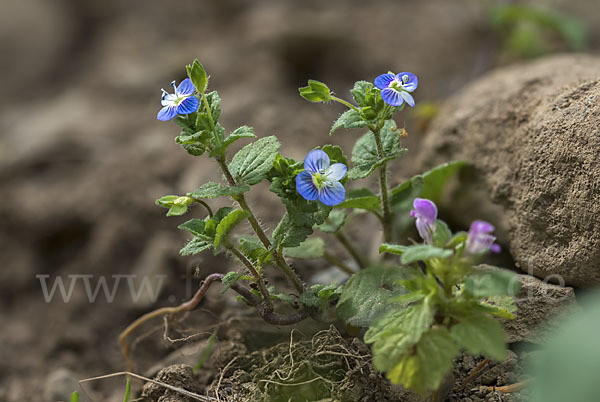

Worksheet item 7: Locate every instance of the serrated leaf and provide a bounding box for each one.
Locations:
[299,284,342,311]
[221,271,249,294]
[400,245,453,265]
[229,136,280,185]
[238,236,273,264]
[272,213,314,248]
[330,109,370,135]
[451,315,507,361]
[386,328,458,393]
[465,269,520,297]
[298,80,332,102]
[319,144,348,167]
[180,237,212,256]
[314,209,346,233]
[188,182,250,199]
[178,219,211,239]
[203,91,221,122]
[336,266,407,327]
[213,209,249,251]
[283,237,325,259]
[348,120,407,179]
[365,299,434,345]
[210,126,256,157]
[336,188,381,214]
[350,81,374,107]
[186,59,208,93]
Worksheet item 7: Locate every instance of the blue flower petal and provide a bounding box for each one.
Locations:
[380,88,404,107]
[400,91,415,107]
[296,171,319,201]
[157,105,178,121]
[318,182,345,206]
[397,72,418,92]
[324,163,347,181]
[303,150,330,175]
[176,78,196,96]
[176,96,200,115]
[374,73,396,90]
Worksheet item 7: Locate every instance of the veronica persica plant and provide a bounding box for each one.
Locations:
[118,60,516,402]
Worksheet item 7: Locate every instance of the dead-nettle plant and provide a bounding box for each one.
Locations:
[120,60,519,397]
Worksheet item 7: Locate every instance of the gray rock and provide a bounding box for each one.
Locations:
[415,55,600,286]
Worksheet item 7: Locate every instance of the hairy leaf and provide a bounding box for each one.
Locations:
[188,182,250,199]
[336,188,381,215]
[314,209,346,233]
[213,209,249,251]
[229,136,280,185]
[284,237,325,259]
[186,59,208,93]
[400,245,453,265]
[298,80,332,102]
[330,109,370,135]
[180,237,212,256]
[451,315,507,361]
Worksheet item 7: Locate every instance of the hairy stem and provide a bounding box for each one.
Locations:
[335,232,367,269]
[323,252,355,275]
[370,124,393,242]
[331,96,360,112]
[228,246,273,312]
[216,157,305,294]
[191,198,213,217]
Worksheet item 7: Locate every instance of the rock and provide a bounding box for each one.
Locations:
[476,265,578,343]
[415,54,600,286]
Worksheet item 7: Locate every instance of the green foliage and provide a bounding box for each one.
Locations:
[464,268,520,298]
[238,236,274,265]
[450,315,507,361]
[221,271,252,293]
[188,182,250,199]
[229,136,281,185]
[213,209,250,251]
[210,125,256,157]
[283,237,325,259]
[299,284,342,311]
[336,266,407,327]
[336,188,381,215]
[186,59,208,93]
[193,331,217,372]
[177,207,234,255]
[180,237,212,256]
[70,392,79,402]
[420,160,466,202]
[123,378,131,402]
[299,80,332,102]
[432,220,452,247]
[314,209,346,234]
[399,244,453,265]
[348,120,407,179]
[156,195,194,217]
[330,109,371,135]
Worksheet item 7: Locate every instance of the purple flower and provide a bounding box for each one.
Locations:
[296,150,347,206]
[157,78,200,121]
[374,72,418,107]
[410,198,437,244]
[466,220,501,254]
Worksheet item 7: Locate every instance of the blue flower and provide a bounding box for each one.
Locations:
[296,150,347,206]
[157,78,200,121]
[410,198,437,244]
[374,72,418,107]
[466,220,501,255]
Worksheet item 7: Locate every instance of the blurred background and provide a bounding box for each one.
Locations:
[0,0,598,400]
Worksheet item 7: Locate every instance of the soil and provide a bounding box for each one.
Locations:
[1,0,600,401]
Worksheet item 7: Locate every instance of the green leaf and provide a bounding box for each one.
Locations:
[210,125,256,157]
[213,209,249,251]
[186,59,208,93]
[203,91,221,122]
[348,120,407,179]
[400,245,453,265]
[451,315,507,361]
[432,220,452,247]
[238,236,273,264]
[299,284,342,311]
[178,219,210,239]
[465,269,520,297]
[167,204,189,217]
[229,136,281,185]
[386,328,458,394]
[390,176,425,214]
[330,109,370,135]
[336,266,407,327]
[379,243,408,256]
[221,271,251,294]
[188,182,250,199]
[350,81,374,107]
[156,195,179,207]
[421,160,467,202]
[283,237,325,259]
[314,209,346,233]
[193,331,217,372]
[336,188,381,214]
[272,213,314,248]
[365,299,434,345]
[70,392,79,402]
[180,237,212,256]
[298,79,332,102]
[319,144,348,169]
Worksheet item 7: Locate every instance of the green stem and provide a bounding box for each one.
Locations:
[369,124,393,243]
[228,246,273,312]
[190,198,213,217]
[201,92,219,144]
[331,96,360,112]
[323,252,355,275]
[335,232,367,269]
[216,157,305,294]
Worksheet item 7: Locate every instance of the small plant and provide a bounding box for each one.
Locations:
[120,61,518,398]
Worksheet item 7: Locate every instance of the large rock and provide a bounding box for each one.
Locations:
[416,55,600,286]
